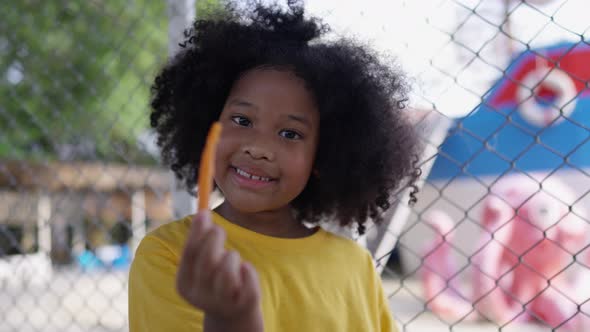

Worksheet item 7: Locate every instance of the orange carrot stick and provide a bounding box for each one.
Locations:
[197,122,222,211]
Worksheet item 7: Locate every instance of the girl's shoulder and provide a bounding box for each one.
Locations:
[319,229,376,266]
[137,215,193,257]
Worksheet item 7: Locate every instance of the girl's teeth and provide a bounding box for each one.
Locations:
[236,168,271,182]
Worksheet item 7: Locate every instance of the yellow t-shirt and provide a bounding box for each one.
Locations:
[128,212,398,332]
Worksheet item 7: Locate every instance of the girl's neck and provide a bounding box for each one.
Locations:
[213,202,316,239]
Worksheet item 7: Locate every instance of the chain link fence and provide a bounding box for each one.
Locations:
[1,1,589,331]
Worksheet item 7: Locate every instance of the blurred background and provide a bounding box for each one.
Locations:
[1,0,589,331]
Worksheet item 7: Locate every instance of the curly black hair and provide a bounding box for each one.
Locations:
[150,0,422,234]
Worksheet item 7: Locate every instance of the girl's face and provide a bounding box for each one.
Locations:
[214,68,319,214]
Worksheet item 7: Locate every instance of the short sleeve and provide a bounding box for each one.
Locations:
[365,251,400,332]
[375,274,399,332]
[128,235,204,332]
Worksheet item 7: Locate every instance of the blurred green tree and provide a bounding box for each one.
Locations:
[0,0,221,164]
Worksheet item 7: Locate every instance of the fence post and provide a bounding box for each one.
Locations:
[131,190,146,256]
[167,0,197,219]
[372,114,452,274]
[37,194,52,257]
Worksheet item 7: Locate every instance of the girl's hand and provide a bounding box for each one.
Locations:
[176,211,263,331]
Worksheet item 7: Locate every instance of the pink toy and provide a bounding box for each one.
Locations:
[421,210,477,322]
[420,174,590,330]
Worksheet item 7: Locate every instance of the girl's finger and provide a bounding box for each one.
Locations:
[213,250,241,300]
[235,262,260,309]
[176,213,212,295]
[189,211,214,253]
[185,212,212,255]
[192,211,213,237]
[194,225,226,284]
[177,212,213,284]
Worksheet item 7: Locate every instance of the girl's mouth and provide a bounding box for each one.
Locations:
[230,166,277,188]
[234,167,274,182]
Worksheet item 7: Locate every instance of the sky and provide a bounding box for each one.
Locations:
[304,0,589,117]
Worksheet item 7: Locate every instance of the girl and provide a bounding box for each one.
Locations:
[129,1,420,331]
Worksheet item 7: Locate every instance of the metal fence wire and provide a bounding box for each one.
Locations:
[1,1,589,331]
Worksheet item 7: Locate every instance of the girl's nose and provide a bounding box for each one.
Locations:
[242,144,275,161]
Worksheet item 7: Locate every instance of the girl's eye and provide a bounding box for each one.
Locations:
[231,115,251,127]
[279,130,302,140]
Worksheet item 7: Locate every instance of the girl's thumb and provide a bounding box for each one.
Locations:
[239,262,260,304]
[193,209,213,226]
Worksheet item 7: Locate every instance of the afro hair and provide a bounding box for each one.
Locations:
[150,0,422,234]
